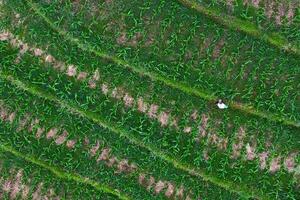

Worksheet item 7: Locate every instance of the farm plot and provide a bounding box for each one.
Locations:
[0,0,299,199]
[0,78,242,200]
[3,11,296,200]
[12,0,300,122]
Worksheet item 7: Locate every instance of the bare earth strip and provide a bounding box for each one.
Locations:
[176,0,300,56]
[0,144,131,200]
[0,71,271,200]
[23,0,300,129]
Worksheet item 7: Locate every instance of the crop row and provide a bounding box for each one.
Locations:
[0,21,299,199]
[0,149,118,200]
[13,0,300,121]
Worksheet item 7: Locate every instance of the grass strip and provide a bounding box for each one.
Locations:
[25,0,299,129]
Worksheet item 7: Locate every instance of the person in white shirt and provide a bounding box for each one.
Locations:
[216,99,228,109]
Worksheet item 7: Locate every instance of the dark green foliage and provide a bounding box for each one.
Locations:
[0,0,299,199]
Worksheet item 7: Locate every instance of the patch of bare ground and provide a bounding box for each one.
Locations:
[0,168,61,199]
[212,36,226,60]
[242,0,300,25]
[87,141,137,174]
[138,173,198,199]
[199,36,213,58]
[231,126,246,159]
[116,31,144,48]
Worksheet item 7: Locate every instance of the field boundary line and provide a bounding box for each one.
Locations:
[0,71,271,200]
[0,143,131,200]
[24,0,300,128]
[176,0,300,56]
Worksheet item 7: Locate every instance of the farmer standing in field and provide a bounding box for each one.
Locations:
[216,99,228,109]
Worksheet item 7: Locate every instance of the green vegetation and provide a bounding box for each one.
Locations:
[191,0,300,52]
[0,0,299,199]
[22,0,299,121]
[0,147,119,200]
[0,77,242,199]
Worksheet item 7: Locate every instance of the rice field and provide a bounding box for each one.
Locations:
[0,0,299,199]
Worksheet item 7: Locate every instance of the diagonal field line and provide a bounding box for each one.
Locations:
[0,144,131,200]
[176,0,300,57]
[0,72,271,200]
[24,0,300,129]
